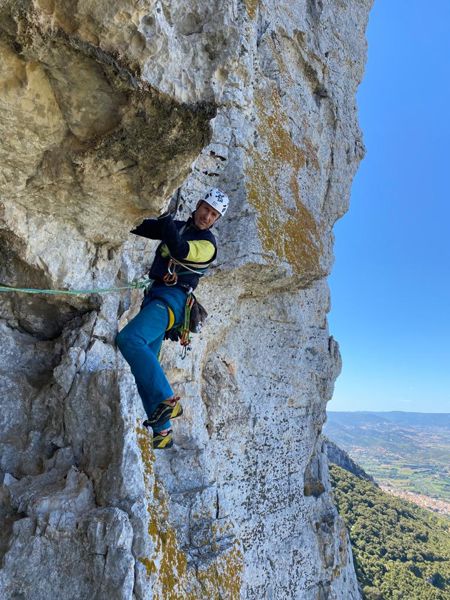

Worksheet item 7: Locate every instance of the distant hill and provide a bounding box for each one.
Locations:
[324,411,450,505]
[327,411,450,428]
[330,465,450,600]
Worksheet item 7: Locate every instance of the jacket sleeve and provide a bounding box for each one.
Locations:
[130,219,164,240]
[158,214,190,259]
[185,240,216,263]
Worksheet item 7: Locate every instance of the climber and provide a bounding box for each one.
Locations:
[116,188,229,449]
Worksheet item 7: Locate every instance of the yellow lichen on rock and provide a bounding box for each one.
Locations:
[136,424,189,598]
[245,0,259,19]
[135,424,243,598]
[136,425,155,482]
[196,544,244,600]
[246,86,323,279]
[155,528,188,600]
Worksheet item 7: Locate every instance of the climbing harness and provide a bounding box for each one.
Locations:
[162,255,208,287]
[0,277,152,297]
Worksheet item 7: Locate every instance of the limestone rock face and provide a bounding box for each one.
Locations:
[0,0,371,598]
[325,438,375,483]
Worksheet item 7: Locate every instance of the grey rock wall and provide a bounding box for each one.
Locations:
[325,438,375,483]
[0,0,372,598]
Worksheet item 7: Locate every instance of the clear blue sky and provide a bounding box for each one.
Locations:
[328,1,450,413]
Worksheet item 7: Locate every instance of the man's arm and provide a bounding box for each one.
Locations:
[159,214,216,264]
[184,240,216,264]
[130,219,164,240]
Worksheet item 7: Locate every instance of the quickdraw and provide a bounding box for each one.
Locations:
[179,294,195,359]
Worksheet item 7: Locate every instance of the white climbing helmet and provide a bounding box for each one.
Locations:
[203,188,229,217]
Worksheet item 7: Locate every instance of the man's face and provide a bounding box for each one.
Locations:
[194,201,221,230]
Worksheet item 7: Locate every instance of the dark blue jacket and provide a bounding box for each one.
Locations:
[131,213,217,291]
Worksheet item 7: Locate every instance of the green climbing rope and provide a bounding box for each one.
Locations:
[0,278,153,297]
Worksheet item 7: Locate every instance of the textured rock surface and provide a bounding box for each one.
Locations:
[325,438,375,483]
[0,0,371,598]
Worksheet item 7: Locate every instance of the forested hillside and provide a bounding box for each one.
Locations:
[330,465,450,599]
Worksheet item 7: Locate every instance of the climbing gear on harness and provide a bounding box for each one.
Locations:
[0,277,152,297]
[162,259,179,286]
[144,396,183,428]
[203,188,229,216]
[189,297,208,334]
[152,429,173,450]
[179,294,207,357]
[179,294,195,352]
[164,293,208,358]
[162,254,209,287]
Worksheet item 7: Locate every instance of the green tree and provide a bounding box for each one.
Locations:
[330,465,450,600]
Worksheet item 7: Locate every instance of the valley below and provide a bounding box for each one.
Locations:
[324,411,450,514]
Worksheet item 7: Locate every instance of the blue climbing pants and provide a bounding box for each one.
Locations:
[116,284,186,433]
